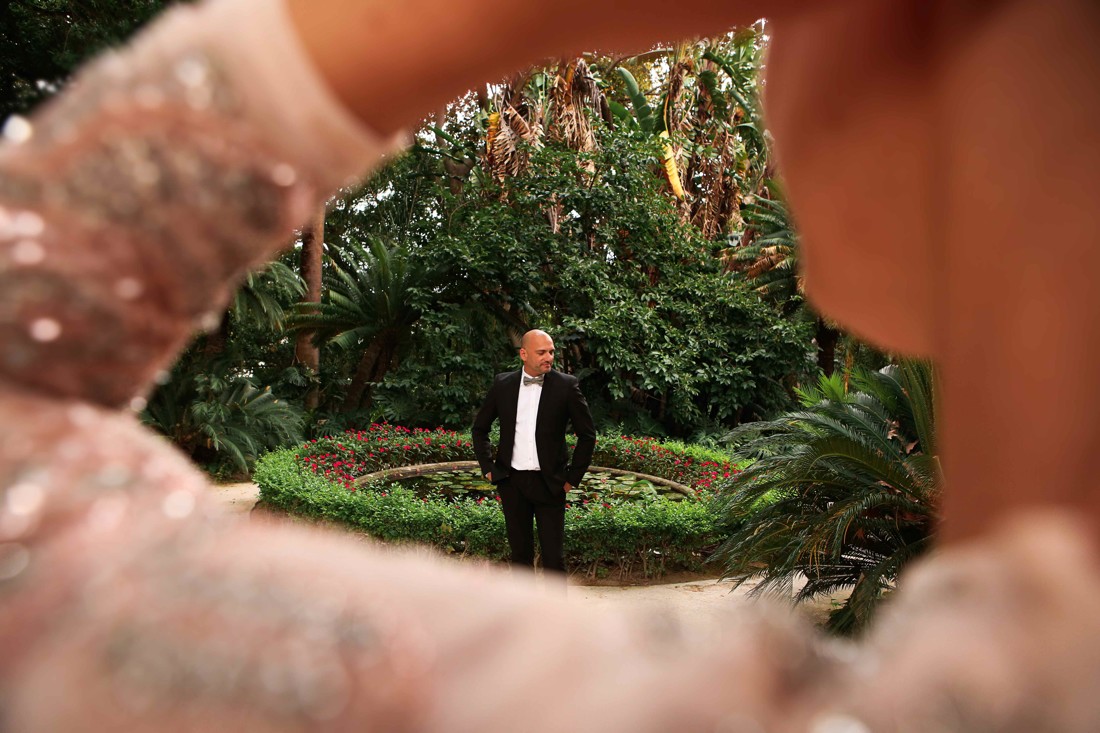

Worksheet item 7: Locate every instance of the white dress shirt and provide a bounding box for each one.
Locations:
[511,370,543,470]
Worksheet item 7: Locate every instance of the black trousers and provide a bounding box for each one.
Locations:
[498,470,566,573]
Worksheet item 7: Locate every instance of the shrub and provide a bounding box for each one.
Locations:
[143,369,304,475]
[567,498,719,578]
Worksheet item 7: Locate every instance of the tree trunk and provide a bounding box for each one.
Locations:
[342,339,383,412]
[201,310,231,360]
[358,338,400,412]
[295,211,324,410]
[341,332,405,413]
[816,318,840,377]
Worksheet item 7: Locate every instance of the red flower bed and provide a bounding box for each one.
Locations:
[293,424,738,499]
[588,435,739,497]
[294,423,474,489]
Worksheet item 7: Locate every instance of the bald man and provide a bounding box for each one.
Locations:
[472,330,596,573]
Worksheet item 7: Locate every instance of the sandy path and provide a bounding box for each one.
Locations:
[209,482,263,514]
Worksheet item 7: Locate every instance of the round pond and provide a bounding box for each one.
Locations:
[393,468,690,504]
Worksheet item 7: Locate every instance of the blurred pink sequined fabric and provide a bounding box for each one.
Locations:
[2,1,1100,731]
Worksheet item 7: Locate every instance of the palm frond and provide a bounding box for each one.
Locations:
[714,360,941,634]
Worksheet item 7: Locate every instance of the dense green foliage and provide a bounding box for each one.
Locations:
[393,135,811,434]
[143,366,304,475]
[262,30,820,441]
[712,361,940,633]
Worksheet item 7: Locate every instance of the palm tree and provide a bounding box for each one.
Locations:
[614,28,770,233]
[231,259,304,330]
[484,68,548,185]
[549,58,604,155]
[288,237,443,412]
[143,366,305,475]
[294,212,325,410]
[199,259,304,359]
[728,189,801,303]
[613,63,688,202]
[698,27,769,170]
[726,180,844,375]
[713,360,941,634]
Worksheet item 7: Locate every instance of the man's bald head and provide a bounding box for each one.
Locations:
[519,330,555,376]
[521,330,551,350]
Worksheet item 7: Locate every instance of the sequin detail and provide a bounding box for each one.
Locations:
[0,42,315,406]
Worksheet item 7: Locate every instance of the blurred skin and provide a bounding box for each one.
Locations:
[286,0,1100,547]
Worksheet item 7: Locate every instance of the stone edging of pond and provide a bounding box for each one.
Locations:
[354,461,694,497]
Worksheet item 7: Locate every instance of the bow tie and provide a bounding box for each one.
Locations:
[522,374,545,386]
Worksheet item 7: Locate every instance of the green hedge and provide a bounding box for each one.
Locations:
[565,496,721,578]
[256,449,511,558]
[255,428,733,577]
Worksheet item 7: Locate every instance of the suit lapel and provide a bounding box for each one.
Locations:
[534,369,557,429]
[502,370,522,430]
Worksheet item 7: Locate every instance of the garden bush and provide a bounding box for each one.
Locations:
[254,423,739,577]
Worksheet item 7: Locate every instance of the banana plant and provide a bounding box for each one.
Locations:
[614,66,686,200]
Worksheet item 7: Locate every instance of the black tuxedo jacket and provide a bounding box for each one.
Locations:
[471,369,596,494]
